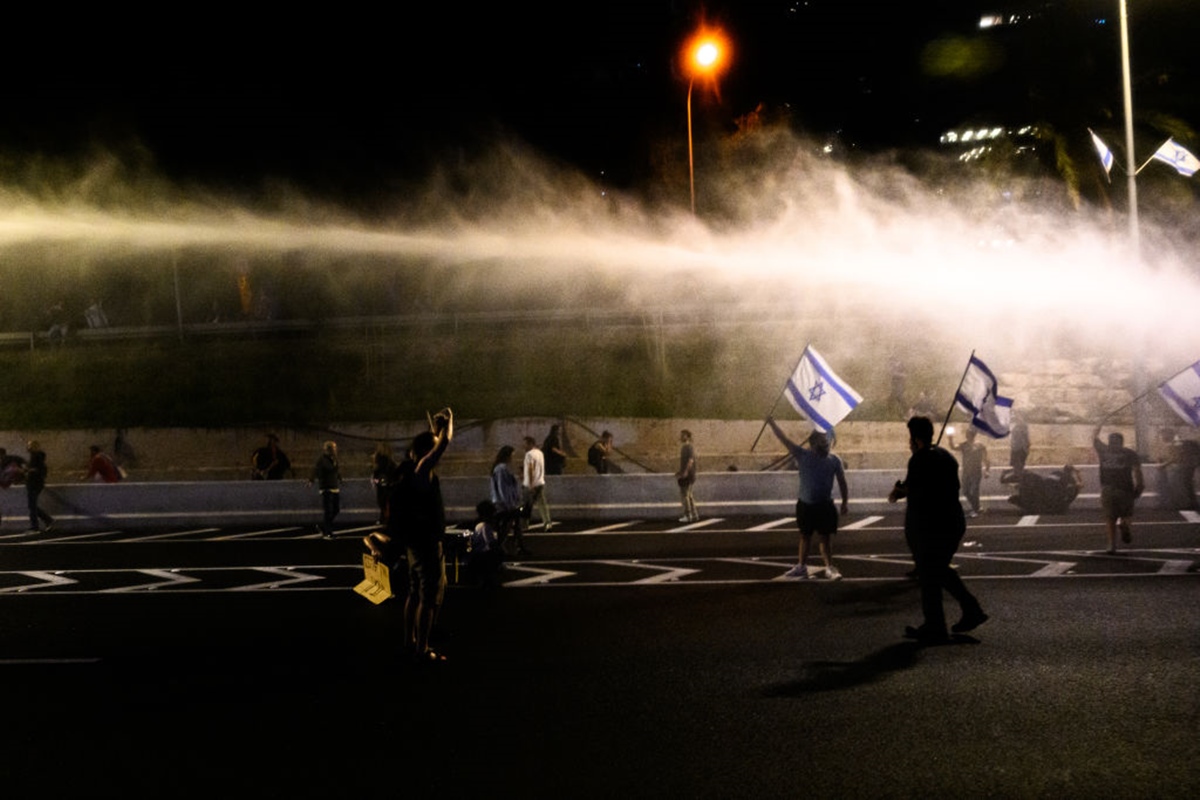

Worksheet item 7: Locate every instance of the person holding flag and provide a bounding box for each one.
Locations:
[766,417,848,580]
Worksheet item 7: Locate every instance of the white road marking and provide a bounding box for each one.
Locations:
[0,571,80,593]
[842,515,884,531]
[120,528,221,542]
[101,569,203,593]
[1181,510,1200,523]
[233,567,326,591]
[214,527,305,541]
[1017,515,1039,527]
[745,517,794,532]
[666,518,723,533]
[30,530,125,543]
[594,560,703,584]
[502,565,578,587]
[573,521,642,534]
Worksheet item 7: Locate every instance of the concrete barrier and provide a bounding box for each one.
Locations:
[0,465,1143,533]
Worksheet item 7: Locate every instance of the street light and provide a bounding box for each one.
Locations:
[684,27,729,215]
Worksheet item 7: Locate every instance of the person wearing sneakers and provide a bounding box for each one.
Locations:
[675,429,699,523]
[1092,424,1144,555]
[766,417,848,581]
[889,416,988,644]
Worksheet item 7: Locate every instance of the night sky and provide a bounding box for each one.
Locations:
[3,1,1196,203]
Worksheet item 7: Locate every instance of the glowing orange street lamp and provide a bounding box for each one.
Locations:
[684,28,729,215]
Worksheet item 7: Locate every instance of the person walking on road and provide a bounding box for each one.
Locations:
[24,441,54,534]
[491,445,529,555]
[1092,424,1144,554]
[888,416,987,643]
[948,426,990,517]
[767,418,848,580]
[676,429,699,523]
[522,436,551,532]
[310,441,342,539]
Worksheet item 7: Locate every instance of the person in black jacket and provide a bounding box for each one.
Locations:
[888,417,987,644]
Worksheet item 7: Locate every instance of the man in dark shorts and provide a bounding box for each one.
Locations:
[1093,425,1144,554]
[372,408,454,663]
[766,417,849,580]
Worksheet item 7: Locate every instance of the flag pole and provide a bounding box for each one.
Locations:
[750,342,810,451]
[935,350,976,448]
[1097,357,1197,424]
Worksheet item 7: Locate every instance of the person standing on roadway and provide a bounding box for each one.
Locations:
[522,436,551,532]
[310,441,342,539]
[24,440,54,534]
[888,416,987,644]
[766,417,847,580]
[676,429,699,523]
[1092,424,1144,555]
[391,408,454,663]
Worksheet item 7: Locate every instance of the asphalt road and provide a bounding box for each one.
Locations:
[1,510,1197,798]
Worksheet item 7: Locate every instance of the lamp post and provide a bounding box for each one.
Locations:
[1117,0,1150,455]
[684,30,727,215]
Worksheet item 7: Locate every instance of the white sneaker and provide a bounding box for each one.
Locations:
[783,564,810,579]
[824,565,843,581]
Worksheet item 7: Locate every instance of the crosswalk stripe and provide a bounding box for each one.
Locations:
[1017,515,1039,527]
[745,516,794,532]
[666,518,723,533]
[842,515,884,531]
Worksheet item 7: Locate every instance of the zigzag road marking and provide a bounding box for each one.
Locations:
[0,571,80,593]
[608,560,702,584]
[120,528,221,542]
[232,567,327,591]
[215,527,305,541]
[101,569,204,593]
[502,565,579,587]
[955,552,1076,577]
[31,530,125,544]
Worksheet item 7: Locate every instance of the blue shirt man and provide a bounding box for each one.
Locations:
[766,417,849,580]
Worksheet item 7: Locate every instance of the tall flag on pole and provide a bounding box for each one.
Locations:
[1151,138,1200,178]
[1158,360,1200,426]
[954,354,1013,438]
[784,346,863,433]
[1089,129,1114,180]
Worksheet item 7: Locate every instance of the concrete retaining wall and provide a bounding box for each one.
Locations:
[1,464,1161,533]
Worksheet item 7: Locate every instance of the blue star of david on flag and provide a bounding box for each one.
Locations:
[784,346,862,433]
[1152,138,1200,178]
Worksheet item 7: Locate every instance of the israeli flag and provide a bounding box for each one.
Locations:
[1152,138,1200,178]
[1158,360,1200,427]
[955,355,1013,438]
[784,346,863,433]
[1089,129,1114,179]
